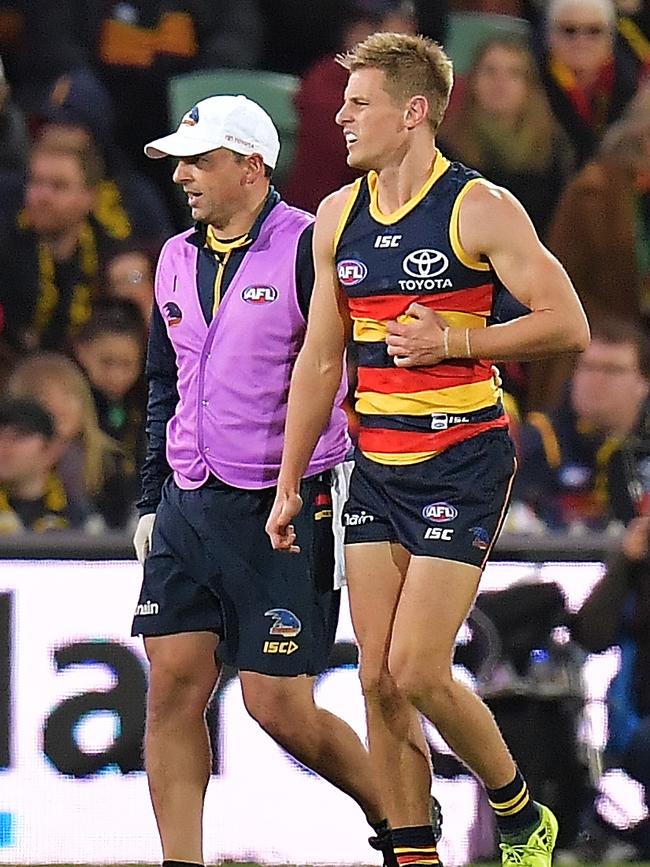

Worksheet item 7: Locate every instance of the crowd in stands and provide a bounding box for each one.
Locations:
[0,1,649,861]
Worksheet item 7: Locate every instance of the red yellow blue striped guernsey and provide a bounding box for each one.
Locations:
[334,153,508,465]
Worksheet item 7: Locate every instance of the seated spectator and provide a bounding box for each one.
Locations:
[571,514,650,859]
[523,0,639,166]
[284,0,416,213]
[38,68,174,244]
[512,320,650,530]
[0,397,90,532]
[439,35,575,237]
[74,299,146,477]
[104,246,155,327]
[0,137,123,354]
[7,352,137,529]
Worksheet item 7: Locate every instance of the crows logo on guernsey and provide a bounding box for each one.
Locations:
[163,301,183,326]
[265,608,302,638]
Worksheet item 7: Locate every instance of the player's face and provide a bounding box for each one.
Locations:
[172,149,253,227]
[336,67,411,172]
[24,151,95,235]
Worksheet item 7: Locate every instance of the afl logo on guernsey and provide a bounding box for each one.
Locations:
[337,259,367,286]
[403,249,449,278]
[422,502,458,523]
[242,285,278,304]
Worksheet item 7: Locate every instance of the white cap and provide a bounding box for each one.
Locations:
[144,94,280,168]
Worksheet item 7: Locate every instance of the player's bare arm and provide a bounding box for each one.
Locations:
[266,188,352,552]
[385,181,590,366]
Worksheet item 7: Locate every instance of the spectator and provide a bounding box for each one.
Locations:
[104,246,155,327]
[0,137,123,353]
[524,0,638,166]
[284,0,416,213]
[548,82,650,329]
[571,514,650,860]
[616,0,650,76]
[439,36,575,237]
[7,352,136,529]
[512,320,650,530]
[0,52,27,175]
[0,396,89,532]
[74,299,146,478]
[38,67,174,244]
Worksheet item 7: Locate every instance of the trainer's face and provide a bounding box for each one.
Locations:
[172,148,254,227]
[25,151,95,235]
[336,67,411,172]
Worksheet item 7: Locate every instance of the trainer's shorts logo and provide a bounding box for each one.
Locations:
[265,608,302,638]
[263,640,299,655]
[422,502,458,523]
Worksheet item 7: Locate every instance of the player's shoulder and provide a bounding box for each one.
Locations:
[459,178,528,226]
[316,181,360,221]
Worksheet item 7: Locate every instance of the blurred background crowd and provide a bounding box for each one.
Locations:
[0,0,649,861]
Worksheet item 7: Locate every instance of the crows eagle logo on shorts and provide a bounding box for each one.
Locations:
[163,301,183,326]
[265,608,302,638]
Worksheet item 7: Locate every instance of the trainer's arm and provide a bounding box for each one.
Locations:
[136,304,177,516]
[266,191,351,551]
[386,182,590,365]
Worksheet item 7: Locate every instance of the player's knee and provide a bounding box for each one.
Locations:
[389,654,453,711]
[358,658,398,706]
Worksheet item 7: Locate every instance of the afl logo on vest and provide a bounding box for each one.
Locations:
[241,285,278,304]
[337,259,368,286]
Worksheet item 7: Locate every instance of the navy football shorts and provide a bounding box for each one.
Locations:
[343,429,516,567]
[132,473,340,676]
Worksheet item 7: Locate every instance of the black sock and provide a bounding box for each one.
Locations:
[392,824,439,866]
[486,769,540,838]
[162,861,203,867]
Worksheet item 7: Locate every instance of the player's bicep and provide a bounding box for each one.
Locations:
[459,183,577,313]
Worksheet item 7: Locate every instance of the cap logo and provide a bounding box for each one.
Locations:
[182,105,199,126]
[224,133,256,150]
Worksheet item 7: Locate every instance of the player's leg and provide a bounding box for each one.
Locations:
[240,669,385,827]
[345,541,433,829]
[144,631,220,863]
[343,453,440,866]
[385,430,556,865]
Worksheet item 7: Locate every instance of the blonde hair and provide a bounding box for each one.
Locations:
[7,352,119,495]
[337,31,454,132]
[440,37,559,171]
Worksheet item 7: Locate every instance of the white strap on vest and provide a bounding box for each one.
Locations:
[331,459,354,590]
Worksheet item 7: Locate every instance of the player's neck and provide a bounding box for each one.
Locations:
[373,142,438,214]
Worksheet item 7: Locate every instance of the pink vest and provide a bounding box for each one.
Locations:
[155,202,350,489]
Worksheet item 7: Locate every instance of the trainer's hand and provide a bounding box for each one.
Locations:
[385,303,448,367]
[266,490,303,553]
[133,513,156,565]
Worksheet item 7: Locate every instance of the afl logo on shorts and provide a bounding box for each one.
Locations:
[422,502,458,523]
[337,259,368,286]
[242,285,278,304]
[163,301,183,326]
[265,608,302,638]
[403,249,449,278]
